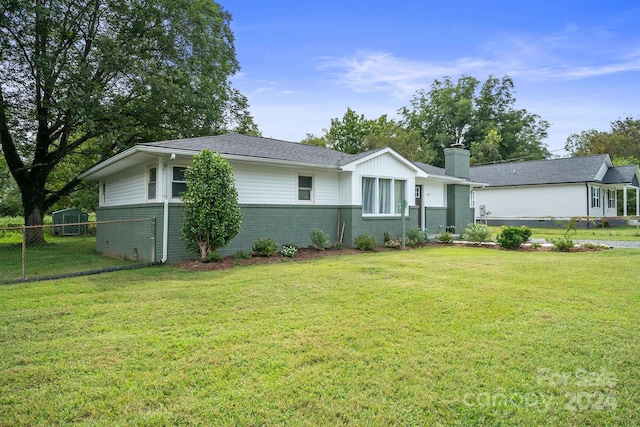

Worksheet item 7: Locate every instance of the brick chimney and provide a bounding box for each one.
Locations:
[444,143,470,179]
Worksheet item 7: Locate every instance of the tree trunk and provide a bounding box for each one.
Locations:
[22,189,47,246]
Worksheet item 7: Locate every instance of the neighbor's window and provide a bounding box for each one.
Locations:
[172,166,187,198]
[470,190,476,208]
[592,186,600,208]
[147,167,157,200]
[608,189,616,209]
[362,177,406,215]
[298,175,313,201]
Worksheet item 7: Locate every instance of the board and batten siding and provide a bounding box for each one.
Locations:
[103,166,146,206]
[352,154,417,206]
[474,184,587,219]
[230,161,341,205]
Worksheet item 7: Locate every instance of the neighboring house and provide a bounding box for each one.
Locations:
[469,154,640,227]
[80,134,477,262]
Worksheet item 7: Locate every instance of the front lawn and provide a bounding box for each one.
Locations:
[1,247,639,425]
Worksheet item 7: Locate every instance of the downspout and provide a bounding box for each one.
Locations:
[585,183,590,224]
[161,197,169,263]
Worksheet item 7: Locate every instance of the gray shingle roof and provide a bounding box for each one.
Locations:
[141,134,364,167]
[602,165,639,186]
[469,154,612,186]
[414,162,448,177]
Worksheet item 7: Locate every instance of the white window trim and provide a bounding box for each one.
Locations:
[170,166,188,200]
[608,189,616,209]
[592,186,600,208]
[297,174,314,204]
[362,176,408,217]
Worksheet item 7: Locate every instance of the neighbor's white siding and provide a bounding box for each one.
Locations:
[102,166,146,206]
[474,184,587,219]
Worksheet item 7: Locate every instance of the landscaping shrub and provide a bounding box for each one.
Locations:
[252,238,279,257]
[309,228,330,250]
[203,251,222,263]
[550,238,574,251]
[354,234,377,251]
[281,244,297,258]
[383,231,392,244]
[580,242,609,250]
[233,249,252,260]
[461,223,492,243]
[437,231,454,244]
[406,228,427,246]
[332,242,345,250]
[384,238,402,249]
[496,226,532,249]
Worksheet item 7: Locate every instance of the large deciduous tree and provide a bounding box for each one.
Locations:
[181,149,241,261]
[0,0,256,241]
[565,117,640,163]
[399,75,550,167]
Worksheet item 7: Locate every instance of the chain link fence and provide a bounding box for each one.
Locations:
[0,218,156,284]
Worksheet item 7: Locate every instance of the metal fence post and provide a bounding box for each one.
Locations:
[21,225,26,280]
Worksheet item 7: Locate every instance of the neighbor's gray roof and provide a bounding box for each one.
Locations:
[469,154,613,186]
[602,165,640,186]
[141,134,376,167]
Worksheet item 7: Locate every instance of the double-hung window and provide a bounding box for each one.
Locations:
[147,167,157,200]
[591,186,600,208]
[298,175,313,202]
[608,189,616,209]
[172,166,187,199]
[362,177,407,215]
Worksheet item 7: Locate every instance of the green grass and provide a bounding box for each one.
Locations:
[0,236,136,283]
[490,225,640,241]
[1,247,640,425]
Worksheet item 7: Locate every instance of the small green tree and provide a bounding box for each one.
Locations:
[181,150,242,261]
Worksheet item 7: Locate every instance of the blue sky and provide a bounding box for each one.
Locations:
[221,1,640,154]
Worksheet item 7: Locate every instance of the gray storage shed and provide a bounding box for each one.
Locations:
[52,208,88,236]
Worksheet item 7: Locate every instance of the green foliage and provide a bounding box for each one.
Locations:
[437,231,454,244]
[406,228,428,246]
[383,231,392,243]
[461,223,492,242]
[400,75,550,167]
[496,226,532,249]
[281,244,297,258]
[565,116,640,161]
[0,0,257,225]
[233,250,252,260]
[580,242,609,250]
[202,251,223,263]
[309,228,330,250]
[181,150,242,261]
[354,234,377,251]
[530,242,542,249]
[549,238,574,251]
[332,242,345,250]
[252,238,279,257]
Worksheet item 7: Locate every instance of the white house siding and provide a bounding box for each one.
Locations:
[230,161,341,205]
[353,154,416,206]
[474,184,587,220]
[103,166,146,206]
[422,181,447,207]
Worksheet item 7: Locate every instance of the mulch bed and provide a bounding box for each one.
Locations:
[172,242,610,272]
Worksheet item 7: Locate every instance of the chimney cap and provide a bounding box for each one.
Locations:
[450,142,465,149]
